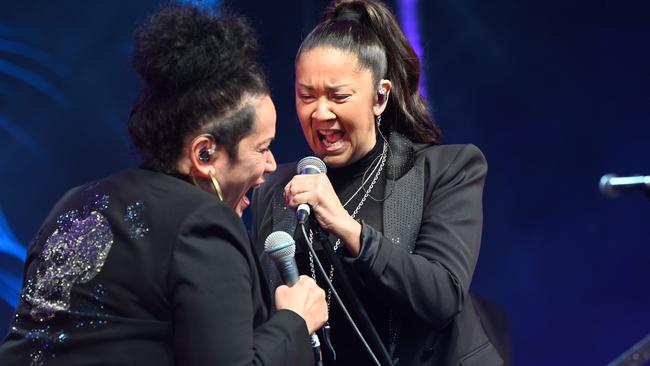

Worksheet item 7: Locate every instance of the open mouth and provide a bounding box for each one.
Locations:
[317,129,345,149]
[252,178,265,189]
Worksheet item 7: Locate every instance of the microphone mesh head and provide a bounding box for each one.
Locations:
[264,231,296,260]
[599,173,618,198]
[297,156,327,174]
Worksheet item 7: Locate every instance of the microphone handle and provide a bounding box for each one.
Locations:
[278,257,299,286]
[277,257,322,364]
[297,204,311,225]
[311,333,323,365]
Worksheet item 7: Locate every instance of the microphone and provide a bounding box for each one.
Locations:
[295,156,327,225]
[264,231,322,364]
[599,174,650,198]
[264,231,299,285]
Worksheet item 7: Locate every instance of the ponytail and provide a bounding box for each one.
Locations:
[298,0,441,144]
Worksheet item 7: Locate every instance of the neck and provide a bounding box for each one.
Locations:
[329,135,384,180]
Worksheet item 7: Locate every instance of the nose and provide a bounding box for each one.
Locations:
[311,98,336,121]
[265,150,277,173]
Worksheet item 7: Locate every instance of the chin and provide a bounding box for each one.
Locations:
[322,154,350,168]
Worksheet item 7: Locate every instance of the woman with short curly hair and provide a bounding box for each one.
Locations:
[0,4,327,365]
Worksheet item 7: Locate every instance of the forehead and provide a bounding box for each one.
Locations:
[250,95,276,136]
[296,47,372,84]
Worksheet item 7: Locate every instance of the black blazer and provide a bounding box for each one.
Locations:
[251,133,503,366]
[0,168,312,365]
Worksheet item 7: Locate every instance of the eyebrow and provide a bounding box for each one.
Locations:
[258,137,274,146]
[297,82,352,91]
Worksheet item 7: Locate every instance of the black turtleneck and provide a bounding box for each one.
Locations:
[295,135,390,365]
[328,135,386,235]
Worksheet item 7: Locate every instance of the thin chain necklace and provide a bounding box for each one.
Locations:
[308,141,387,312]
[341,144,385,208]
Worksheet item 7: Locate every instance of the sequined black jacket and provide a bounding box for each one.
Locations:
[251,133,504,366]
[0,168,312,366]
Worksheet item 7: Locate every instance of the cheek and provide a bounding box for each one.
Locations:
[296,105,309,123]
[341,108,373,134]
[296,112,314,138]
[254,158,266,176]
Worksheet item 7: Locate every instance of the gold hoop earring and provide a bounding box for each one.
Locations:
[209,172,224,201]
[189,169,224,202]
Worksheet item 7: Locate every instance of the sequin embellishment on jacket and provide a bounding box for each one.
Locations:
[23,206,114,321]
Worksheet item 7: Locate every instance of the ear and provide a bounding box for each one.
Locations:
[373,79,392,116]
[188,134,226,178]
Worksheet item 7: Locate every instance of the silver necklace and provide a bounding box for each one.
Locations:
[308,141,387,311]
[341,144,385,208]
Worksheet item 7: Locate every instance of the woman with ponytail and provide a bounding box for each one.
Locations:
[0,4,327,365]
[253,0,503,364]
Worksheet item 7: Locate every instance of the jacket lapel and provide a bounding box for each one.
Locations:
[383,132,424,253]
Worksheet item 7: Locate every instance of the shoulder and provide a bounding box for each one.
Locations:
[179,197,247,240]
[60,167,244,243]
[171,197,252,275]
[104,168,238,214]
[415,143,486,167]
[411,144,488,199]
[415,143,487,177]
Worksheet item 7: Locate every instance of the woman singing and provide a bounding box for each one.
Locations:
[252,0,502,364]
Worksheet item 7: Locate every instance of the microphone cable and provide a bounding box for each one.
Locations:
[300,223,385,366]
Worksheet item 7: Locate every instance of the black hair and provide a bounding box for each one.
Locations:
[297,0,441,144]
[128,3,268,172]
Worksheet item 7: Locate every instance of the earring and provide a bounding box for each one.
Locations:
[189,169,224,202]
[378,87,387,103]
[209,172,224,201]
[375,114,389,147]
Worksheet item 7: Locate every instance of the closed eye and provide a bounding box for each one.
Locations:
[257,144,271,153]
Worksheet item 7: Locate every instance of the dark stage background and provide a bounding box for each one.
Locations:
[1,0,649,364]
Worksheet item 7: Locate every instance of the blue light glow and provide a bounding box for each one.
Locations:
[0,39,68,78]
[177,0,222,14]
[397,0,427,98]
[0,208,26,308]
[0,60,66,106]
[0,112,42,155]
[0,208,26,262]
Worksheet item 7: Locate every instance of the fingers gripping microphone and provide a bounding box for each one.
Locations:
[296,156,327,225]
[264,231,322,363]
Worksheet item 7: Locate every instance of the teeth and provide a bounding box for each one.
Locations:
[323,139,343,148]
[316,129,344,149]
[318,129,341,135]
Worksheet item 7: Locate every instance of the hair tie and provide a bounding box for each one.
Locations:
[332,8,362,23]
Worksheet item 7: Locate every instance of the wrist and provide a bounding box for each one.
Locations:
[340,217,362,257]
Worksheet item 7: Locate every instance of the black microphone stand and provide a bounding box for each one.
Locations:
[307,218,394,366]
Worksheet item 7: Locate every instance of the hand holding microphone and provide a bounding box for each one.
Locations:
[285,156,362,256]
[274,276,327,334]
[265,231,327,358]
[293,156,328,225]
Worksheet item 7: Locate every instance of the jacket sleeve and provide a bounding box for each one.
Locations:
[347,144,487,330]
[169,201,313,366]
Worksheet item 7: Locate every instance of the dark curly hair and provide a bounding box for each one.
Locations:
[128,3,269,172]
